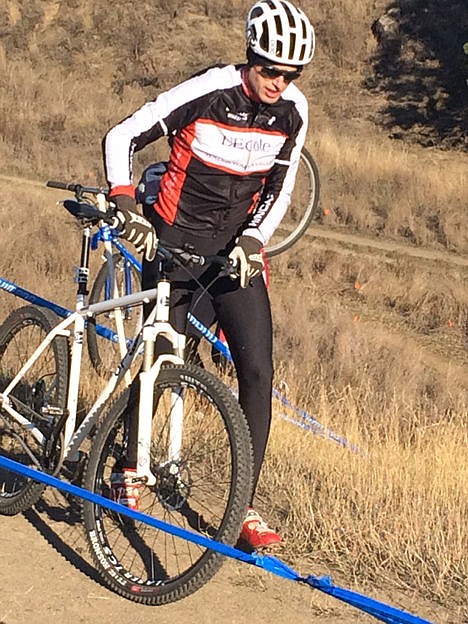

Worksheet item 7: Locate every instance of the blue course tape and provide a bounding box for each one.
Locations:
[0,277,122,345]
[272,390,365,455]
[0,276,361,454]
[0,455,434,624]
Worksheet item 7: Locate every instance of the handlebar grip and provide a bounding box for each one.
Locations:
[46,180,73,190]
[46,180,108,196]
[204,255,230,267]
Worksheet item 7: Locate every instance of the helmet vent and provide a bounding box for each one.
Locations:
[260,26,270,52]
[288,33,297,60]
[283,2,295,28]
[274,14,283,36]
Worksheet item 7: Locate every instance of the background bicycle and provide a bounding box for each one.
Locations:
[0,190,253,604]
[87,147,320,375]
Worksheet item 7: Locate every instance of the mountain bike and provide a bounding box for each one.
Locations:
[87,146,320,374]
[0,186,253,604]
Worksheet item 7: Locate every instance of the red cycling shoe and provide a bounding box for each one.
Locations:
[240,508,282,550]
[110,468,143,511]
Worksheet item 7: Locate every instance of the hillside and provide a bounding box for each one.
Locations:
[1,1,466,244]
[0,2,467,623]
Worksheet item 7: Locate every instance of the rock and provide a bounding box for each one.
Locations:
[371,7,401,45]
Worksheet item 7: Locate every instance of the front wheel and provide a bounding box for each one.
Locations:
[265,147,321,258]
[82,363,253,604]
[0,305,69,515]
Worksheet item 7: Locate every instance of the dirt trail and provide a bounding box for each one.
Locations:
[2,171,468,270]
[0,490,454,624]
[305,224,468,269]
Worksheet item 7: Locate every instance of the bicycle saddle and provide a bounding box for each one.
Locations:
[63,199,113,225]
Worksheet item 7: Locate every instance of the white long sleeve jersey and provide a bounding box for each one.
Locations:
[105,63,309,245]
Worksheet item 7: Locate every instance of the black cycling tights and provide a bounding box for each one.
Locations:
[130,223,274,501]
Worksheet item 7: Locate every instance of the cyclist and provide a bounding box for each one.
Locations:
[106,0,315,550]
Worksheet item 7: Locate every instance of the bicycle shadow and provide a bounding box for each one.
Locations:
[366,0,467,148]
[23,491,103,585]
[22,487,238,585]
[23,489,169,586]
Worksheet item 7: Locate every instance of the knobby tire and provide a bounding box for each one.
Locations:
[0,305,69,515]
[82,363,253,605]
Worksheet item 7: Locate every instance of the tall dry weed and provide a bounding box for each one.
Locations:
[262,403,466,609]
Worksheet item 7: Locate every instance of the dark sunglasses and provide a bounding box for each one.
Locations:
[258,65,302,83]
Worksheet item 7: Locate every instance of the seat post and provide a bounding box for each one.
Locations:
[76,225,92,307]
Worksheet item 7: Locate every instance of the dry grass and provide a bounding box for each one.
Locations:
[0,0,467,618]
[273,244,468,340]
[265,246,468,615]
[315,128,468,252]
[265,400,467,604]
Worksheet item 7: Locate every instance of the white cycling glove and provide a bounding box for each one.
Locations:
[228,235,264,288]
[110,195,158,262]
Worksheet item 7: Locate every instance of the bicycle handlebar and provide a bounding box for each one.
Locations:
[46,180,109,197]
[158,245,237,277]
[48,179,237,277]
[158,245,223,267]
[47,179,114,224]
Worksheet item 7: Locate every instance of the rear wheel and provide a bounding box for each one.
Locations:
[265,147,321,258]
[82,363,252,604]
[0,306,69,515]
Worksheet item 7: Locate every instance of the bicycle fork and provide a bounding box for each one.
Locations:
[136,279,186,486]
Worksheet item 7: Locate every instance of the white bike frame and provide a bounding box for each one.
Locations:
[0,210,187,486]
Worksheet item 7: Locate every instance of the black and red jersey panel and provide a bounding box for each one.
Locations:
[105,64,308,245]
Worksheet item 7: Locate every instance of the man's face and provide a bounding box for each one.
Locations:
[247,64,302,103]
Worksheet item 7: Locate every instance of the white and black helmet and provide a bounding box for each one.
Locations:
[246,0,315,66]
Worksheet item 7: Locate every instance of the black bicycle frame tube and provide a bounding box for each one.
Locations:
[77,226,92,298]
